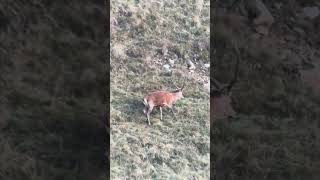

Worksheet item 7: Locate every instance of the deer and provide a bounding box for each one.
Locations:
[143,80,186,125]
[211,40,241,121]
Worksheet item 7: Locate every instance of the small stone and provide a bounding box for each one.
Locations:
[168,59,175,66]
[163,64,171,74]
[187,60,196,70]
[204,63,210,68]
[162,47,168,56]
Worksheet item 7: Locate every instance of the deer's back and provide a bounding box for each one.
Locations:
[145,91,174,106]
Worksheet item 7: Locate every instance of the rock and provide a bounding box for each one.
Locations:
[303,6,320,19]
[162,46,168,56]
[187,60,196,70]
[163,64,171,74]
[204,63,210,68]
[168,59,175,66]
[197,40,209,52]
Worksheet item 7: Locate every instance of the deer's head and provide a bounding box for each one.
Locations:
[172,77,187,99]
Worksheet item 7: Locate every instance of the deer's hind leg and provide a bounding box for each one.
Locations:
[166,104,177,120]
[170,108,177,120]
[143,106,148,115]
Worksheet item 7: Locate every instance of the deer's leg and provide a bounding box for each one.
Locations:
[143,106,148,115]
[167,105,177,120]
[171,108,177,120]
[159,106,163,121]
[147,105,154,125]
[172,104,177,113]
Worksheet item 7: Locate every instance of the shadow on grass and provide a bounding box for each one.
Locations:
[113,97,148,124]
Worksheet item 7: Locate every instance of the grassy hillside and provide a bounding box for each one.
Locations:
[110,0,210,179]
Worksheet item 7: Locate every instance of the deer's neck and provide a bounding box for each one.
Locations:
[171,92,181,101]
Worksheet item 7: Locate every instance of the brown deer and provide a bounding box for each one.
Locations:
[143,81,186,125]
[211,41,241,121]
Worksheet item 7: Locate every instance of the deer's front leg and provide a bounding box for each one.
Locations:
[172,104,178,113]
[159,106,162,120]
[171,108,177,120]
[168,104,177,120]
